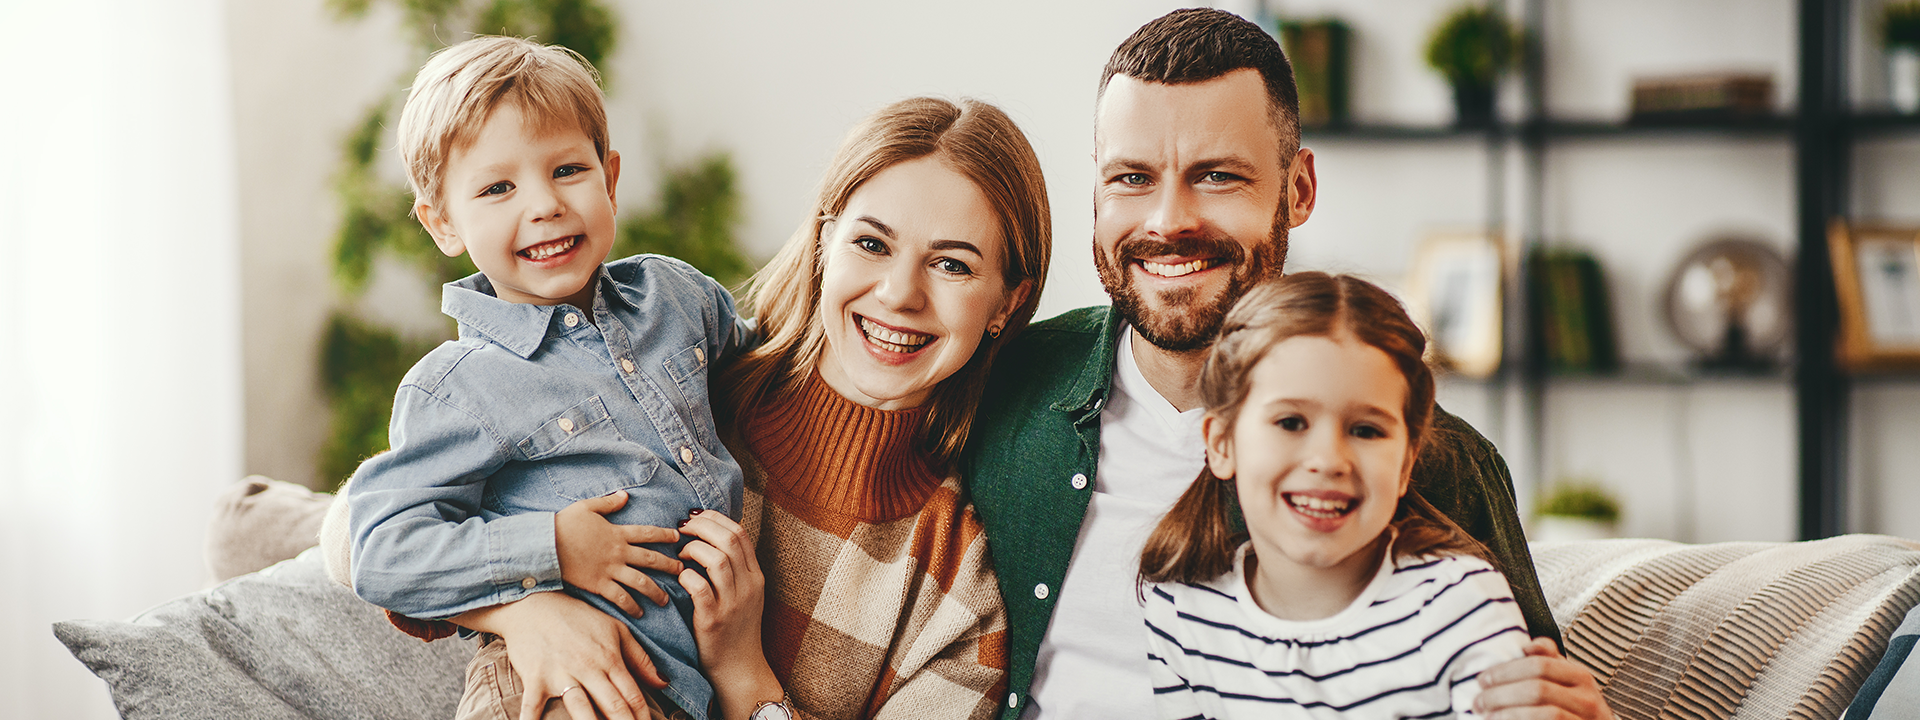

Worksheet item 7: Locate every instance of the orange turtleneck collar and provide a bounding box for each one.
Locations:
[741,370,945,524]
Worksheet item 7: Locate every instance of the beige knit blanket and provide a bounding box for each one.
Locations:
[1530,535,1920,720]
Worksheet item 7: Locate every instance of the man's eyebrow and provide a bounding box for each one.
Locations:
[1096,158,1157,176]
[853,215,896,238]
[1191,157,1261,176]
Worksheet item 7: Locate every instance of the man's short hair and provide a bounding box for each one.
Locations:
[1100,8,1301,158]
[397,36,610,210]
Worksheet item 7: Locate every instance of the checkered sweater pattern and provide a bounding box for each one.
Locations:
[735,373,1009,720]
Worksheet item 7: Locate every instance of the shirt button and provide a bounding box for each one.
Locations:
[1033,583,1049,600]
[557,417,575,433]
[564,313,581,328]
[521,577,537,590]
[1070,473,1088,490]
[693,347,706,365]
[680,446,695,464]
[1008,692,1019,708]
[620,358,635,373]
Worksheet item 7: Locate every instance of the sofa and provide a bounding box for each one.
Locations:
[53,478,1920,720]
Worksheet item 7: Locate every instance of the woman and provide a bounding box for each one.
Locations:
[342,96,1050,720]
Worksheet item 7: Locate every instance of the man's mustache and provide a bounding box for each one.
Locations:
[1111,234,1247,267]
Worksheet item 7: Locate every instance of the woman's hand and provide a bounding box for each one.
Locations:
[1474,637,1614,719]
[454,591,665,720]
[678,509,786,720]
[554,490,686,617]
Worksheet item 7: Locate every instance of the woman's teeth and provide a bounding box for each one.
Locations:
[521,236,577,260]
[1288,494,1353,519]
[1140,258,1221,278]
[858,317,933,353]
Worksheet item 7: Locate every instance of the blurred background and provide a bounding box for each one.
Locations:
[5,0,1920,715]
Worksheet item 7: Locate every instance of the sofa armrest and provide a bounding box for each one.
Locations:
[1531,536,1920,720]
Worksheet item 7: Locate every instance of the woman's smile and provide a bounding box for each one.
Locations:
[856,314,937,358]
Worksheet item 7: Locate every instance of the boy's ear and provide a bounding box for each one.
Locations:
[603,150,621,213]
[415,201,465,258]
[1203,413,1236,481]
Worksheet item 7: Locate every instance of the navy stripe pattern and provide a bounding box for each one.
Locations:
[1145,547,1529,719]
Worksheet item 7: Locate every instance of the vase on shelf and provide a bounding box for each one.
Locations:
[1893,46,1920,114]
[1451,83,1496,127]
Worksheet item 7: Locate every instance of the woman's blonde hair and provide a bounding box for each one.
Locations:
[722,97,1050,466]
[396,36,609,210]
[1139,272,1489,585]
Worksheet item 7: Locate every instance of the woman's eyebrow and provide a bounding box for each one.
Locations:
[854,215,896,238]
[930,239,984,256]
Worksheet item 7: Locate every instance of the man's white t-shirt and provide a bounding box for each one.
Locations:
[1024,328,1206,719]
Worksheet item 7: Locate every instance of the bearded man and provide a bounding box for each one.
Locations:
[965,9,1614,720]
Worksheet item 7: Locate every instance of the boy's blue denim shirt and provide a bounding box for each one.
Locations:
[347,254,752,720]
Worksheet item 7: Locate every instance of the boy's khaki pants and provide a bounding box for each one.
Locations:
[457,635,691,720]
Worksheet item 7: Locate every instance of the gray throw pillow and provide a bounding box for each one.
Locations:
[54,547,468,720]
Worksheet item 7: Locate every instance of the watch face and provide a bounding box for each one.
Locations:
[750,700,794,720]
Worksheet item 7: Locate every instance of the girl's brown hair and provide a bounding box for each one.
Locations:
[720,97,1050,466]
[1139,272,1489,585]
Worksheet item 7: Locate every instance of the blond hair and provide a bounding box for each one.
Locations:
[397,36,609,209]
[723,97,1051,466]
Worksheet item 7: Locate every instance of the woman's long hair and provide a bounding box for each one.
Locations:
[1139,272,1490,585]
[720,97,1050,466]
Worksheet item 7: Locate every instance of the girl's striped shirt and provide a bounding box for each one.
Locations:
[1144,542,1529,719]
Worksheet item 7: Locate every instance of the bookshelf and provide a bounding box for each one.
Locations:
[1300,0,1920,540]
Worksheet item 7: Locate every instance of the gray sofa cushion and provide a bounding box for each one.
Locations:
[54,547,468,720]
[1532,535,1920,720]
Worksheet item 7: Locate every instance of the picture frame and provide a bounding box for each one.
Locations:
[1829,221,1920,370]
[1404,233,1506,378]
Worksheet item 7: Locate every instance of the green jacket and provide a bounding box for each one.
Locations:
[962,306,1558,719]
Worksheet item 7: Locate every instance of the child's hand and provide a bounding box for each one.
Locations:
[554,490,685,618]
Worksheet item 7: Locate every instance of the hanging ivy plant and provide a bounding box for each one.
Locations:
[316,0,751,488]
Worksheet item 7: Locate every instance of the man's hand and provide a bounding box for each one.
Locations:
[554,490,685,617]
[455,591,665,720]
[1474,637,1614,719]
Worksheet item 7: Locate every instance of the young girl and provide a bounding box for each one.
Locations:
[1138,272,1530,719]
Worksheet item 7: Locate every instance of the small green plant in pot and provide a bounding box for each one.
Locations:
[1886,1,1920,113]
[1425,4,1522,127]
[1533,480,1621,542]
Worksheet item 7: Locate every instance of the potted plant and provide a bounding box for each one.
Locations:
[1425,4,1522,127]
[1533,481,1621,542]
[1887,1,1920,113]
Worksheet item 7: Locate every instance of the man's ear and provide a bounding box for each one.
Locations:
[415,201,465,258]
[603,149,622,213]
[1284,147,1317,229]
[1203,413,1236,481]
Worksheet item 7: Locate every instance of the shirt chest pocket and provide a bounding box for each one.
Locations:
[515,396,660,501]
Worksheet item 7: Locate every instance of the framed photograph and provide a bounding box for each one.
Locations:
[1404,233,1506,378]
[1830,222,1920,370]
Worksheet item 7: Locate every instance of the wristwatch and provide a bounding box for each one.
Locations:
[748,695,794,720]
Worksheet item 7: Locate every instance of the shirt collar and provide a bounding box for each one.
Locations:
[1051,305,1125,422]
[440,266,625,358]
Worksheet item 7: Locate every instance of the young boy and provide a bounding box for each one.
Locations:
[345,36,749,720]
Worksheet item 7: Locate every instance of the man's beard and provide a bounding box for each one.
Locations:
[1093,211,1289,353]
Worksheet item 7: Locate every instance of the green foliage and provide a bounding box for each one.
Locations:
[1425,4,1523,88]
[1888,2,1920,49]
[478,0,617,76]
[317,313,443,487]
[315,0,752,489]
[1536,482,1621,523]
[616,154,754,288]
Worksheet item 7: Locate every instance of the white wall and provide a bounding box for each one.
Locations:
[0,0,244,716]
